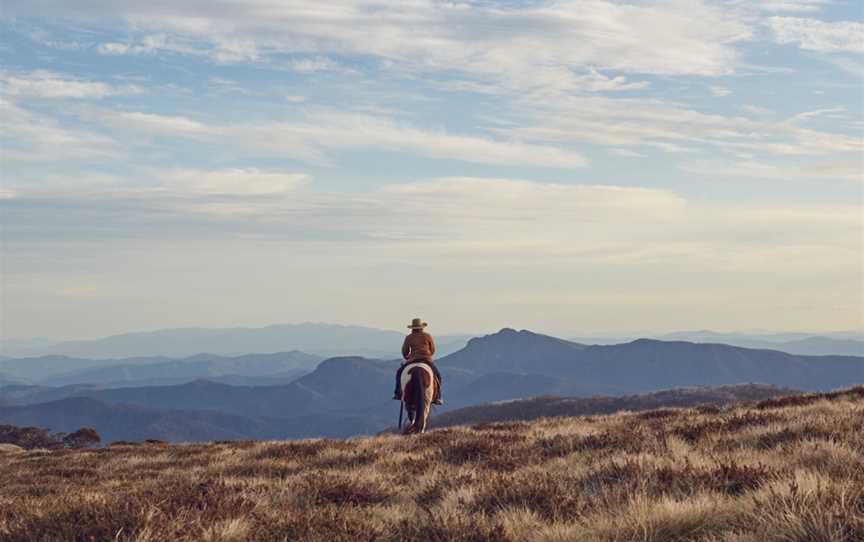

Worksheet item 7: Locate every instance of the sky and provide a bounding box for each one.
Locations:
[0,0,862,341]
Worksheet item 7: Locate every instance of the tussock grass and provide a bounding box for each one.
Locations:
[1,387,862,541]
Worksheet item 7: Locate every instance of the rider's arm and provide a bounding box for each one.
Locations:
[428,334,436,357]
[402,336,410,360]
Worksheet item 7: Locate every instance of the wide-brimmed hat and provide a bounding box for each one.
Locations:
[407,318,428,330]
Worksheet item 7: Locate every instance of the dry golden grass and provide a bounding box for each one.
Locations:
[1,387,862,541]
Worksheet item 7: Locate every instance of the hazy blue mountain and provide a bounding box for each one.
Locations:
[431,384,795,428]
[0,355,175,382]
[0,372,24,386]
[658,330,863,342]
[0,397,275,443]
[570,331,864,356]
[568,336,629,345]
[52,357,395,419]
[0,396,394,443]
[444,372,625,409]
[440,329,863,392]
[749,336,863,356]
[654,331,864,356]
[186,372,309,387]
[2,329,860,442]
[0,384,109,406]
[0,372,308,405]
[0,351,320,387]
[439,329,590,375]
[40,351,320,386]
[0,337,55,356]
[2,323,471,359]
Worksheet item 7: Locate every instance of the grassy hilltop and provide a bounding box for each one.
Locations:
[1,387,862,542]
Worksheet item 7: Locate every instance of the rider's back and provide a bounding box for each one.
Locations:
[402,331,435,362]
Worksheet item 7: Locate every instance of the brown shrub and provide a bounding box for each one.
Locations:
[437,433,529,471]
[251,439,346,460]
[297,472,393,507]
[472,471,587,521]
[62,428,101,449]
[754,425,837,450]
[249,505,386,542]
[310,449,379,470]
[702,461,775,495]
[472,421,530,432]
[756,394,823,410]
[638,408,684,420]
[222,461,300,479]
[536,425,649,460]
[393,511,512,542]
[674,411,780,443]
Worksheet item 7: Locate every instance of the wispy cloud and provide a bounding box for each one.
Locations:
[0,98,121,165]
[0,70,143,99]
[73,106,587,168]
[496,94,862,158]
[825,55,864,77]
[5,175,859,265]
[681,158,864,182]
[7,0,752,94]
[608,149,647,158]
[160,168,310,196]
[748,1,833,13]
[767,17,864,53]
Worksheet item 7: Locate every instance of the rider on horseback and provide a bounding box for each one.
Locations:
[393,318,443,405]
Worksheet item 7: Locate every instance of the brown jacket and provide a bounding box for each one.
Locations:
[402,331,436,363]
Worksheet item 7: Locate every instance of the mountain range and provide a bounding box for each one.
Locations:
[0,351,321,386]
[1,328,861,442]
[442,329,862,393]
[0,323,472,359]
[4,323,860,359]
[571,330,864,356]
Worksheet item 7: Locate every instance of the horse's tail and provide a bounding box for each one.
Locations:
[412,368,426,433]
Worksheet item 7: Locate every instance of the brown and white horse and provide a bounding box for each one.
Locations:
[399,362,436,434]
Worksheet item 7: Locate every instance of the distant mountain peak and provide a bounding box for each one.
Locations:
[311,356,390,379]
[466,327,576,346]
[629,338,663,345]
[187,378,219,386]
[468,328,545,343]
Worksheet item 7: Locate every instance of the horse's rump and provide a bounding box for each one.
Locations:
[400,362,434,403]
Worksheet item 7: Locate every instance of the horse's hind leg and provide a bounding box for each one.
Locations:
[403,409,417,434]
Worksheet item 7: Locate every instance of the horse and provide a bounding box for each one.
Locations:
[399,362,436,434]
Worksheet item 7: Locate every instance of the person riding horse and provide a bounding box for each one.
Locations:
[393,318,443,405]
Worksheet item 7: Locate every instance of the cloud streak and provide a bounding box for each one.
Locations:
[0,70,143,99]
[767,16,864,53]
[69,106,588,168]
[5,0,753,93]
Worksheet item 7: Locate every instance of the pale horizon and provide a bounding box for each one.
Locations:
[5,320,863,345]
